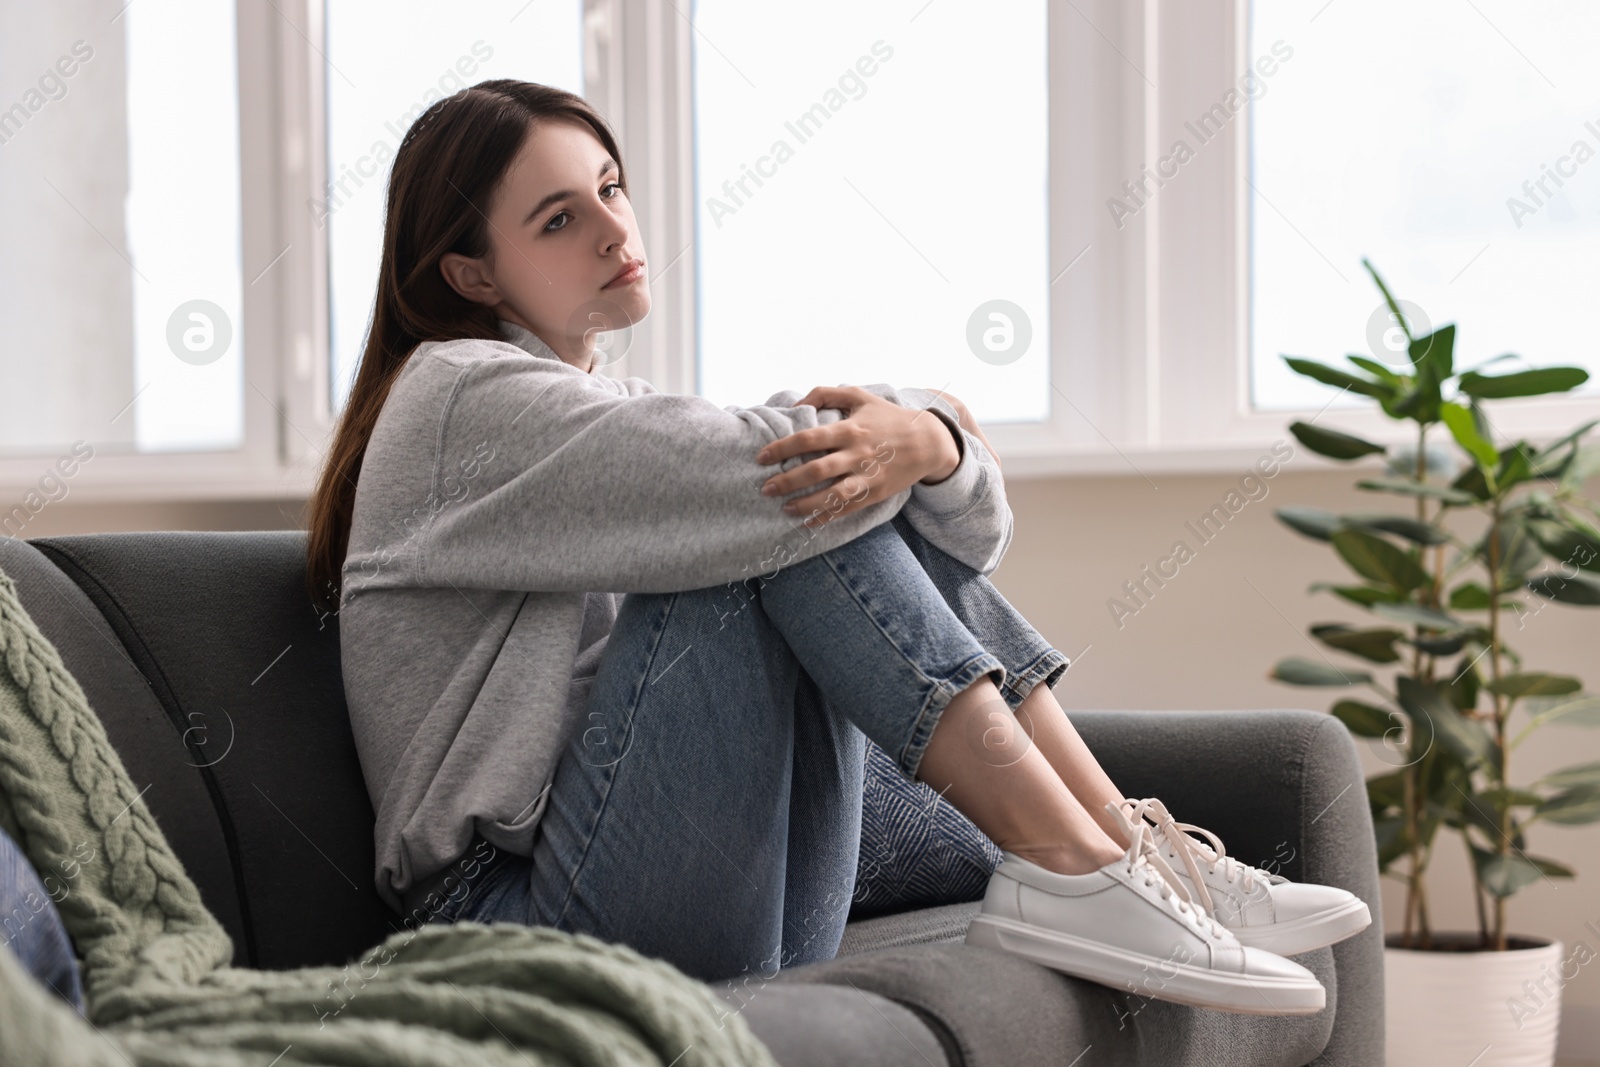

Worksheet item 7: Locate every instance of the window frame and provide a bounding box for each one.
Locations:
[6,0,1594,510]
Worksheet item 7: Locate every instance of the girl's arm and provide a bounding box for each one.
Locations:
[344,341,960,597]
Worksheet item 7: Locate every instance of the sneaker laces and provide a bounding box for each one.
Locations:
[1118,797,1261,918]
[1106,802,1228,940]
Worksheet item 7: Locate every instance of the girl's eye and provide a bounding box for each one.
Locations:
[544,183,626,232]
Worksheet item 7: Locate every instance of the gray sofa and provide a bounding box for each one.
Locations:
[0,529,1384,1066]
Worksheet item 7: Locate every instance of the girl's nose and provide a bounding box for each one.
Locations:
[598,203,629,248]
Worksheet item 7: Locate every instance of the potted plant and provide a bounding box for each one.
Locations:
[1266,260,1600,1067]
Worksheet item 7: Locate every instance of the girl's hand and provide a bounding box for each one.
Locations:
[923,389,1000,469]
[754,385,960,527]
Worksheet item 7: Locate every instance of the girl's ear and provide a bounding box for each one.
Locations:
[438,252,500,306]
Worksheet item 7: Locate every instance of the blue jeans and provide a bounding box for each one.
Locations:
[0,824,85,1011]
[435,512,1068,985]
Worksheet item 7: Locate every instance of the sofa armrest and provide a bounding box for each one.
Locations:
[716,984,952,1067]
[775,708,1382,1067]
[1069,707,1385,1067]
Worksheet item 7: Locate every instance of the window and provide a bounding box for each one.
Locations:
[1248,0,1600,413]
[1105,0,1600,461]
[0,1,243,458]
[7,0,1593,508]
[689,0,1051,425]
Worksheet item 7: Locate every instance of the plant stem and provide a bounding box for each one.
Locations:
[1416,844,1432,950]
[1407,423,1429,945]
[1469,833,1489,949]
[1486,499,1509,951]
[1402,768,1418,945]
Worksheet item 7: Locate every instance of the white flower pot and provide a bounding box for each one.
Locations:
[1385,931,1573,1067]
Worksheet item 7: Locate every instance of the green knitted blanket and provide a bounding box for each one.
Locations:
[0,567,778,1067]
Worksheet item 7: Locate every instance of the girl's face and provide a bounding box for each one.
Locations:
[439,119,649,372]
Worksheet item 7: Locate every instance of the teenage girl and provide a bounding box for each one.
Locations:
[305,79,1367,1014]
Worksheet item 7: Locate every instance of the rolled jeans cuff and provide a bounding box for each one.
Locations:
[997,646,1072,711]
[897,649,1008,784]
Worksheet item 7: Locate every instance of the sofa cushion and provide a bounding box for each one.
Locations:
[852,739,999,922]
[840,899,980,957]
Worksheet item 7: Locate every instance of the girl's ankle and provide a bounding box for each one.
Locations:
[1008,839,1124,877]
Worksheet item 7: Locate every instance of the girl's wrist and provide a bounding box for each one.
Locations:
[918,410,964,485]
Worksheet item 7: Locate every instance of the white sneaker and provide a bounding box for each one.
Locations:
[1113,797,1371,957]
[964,819,1326,1015]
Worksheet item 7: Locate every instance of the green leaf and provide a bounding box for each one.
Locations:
[1362,259,1411,340]
[1368,601,1467,631]
[1454,791,1505,837]
[1347,354,1407,388]
[1495,443,1534,492]
[1536,788,1600,825]
[1367,770,1406,810]
[1452,463,1493,501]
[1409,324,1456,380]
[1289,421,1387,460]
[1406,632,1466,656]
[1374,814,1409,868]
[1269,656,1374,686]
[1331,699,1400,737]
[1458,353,1521,376]
[1482,519,1546,585]
[1356,477,1476,505]
[1275,506,1341,541]
[1527,571,1600,605]
[1330,528,1431,591]
[1277,507,1449,546]
[1449,650,1482,711]
[1472,846,1550,897]
[1458,367,1591,399]
[1398,676,1493,765]
[1532,417,1599,465]
[1283,357,1395,399]
[1530,442,1575,479]
[1343,513,1451,545]
[1309,582,1407,607]
[1477,785,1545,808]
[1485,673,1582,698]
[1536,761,1600,790]
[1448,582,1493,610]
[1441,400,1500,471]
[1561,443,1600,491]
[1527,856,1577,878]
[1524,693,1600,728]
[1527,518,1600,573]
[1311,624,1406,663]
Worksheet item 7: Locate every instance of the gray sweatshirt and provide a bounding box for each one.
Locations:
[339,317,1011,915]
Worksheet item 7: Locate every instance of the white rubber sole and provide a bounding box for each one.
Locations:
[965,914,1326,1016]
[1229,897,1372,956]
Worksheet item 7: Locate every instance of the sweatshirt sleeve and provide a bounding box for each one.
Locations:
[391,351,924,596]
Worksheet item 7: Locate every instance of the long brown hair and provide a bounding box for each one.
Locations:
[303,80,627,613]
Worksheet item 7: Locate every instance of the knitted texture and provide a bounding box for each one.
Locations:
[0,567,777,1067]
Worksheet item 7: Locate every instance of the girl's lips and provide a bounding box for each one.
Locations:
[602,261,645,289]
